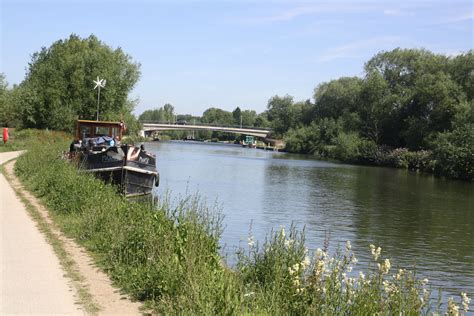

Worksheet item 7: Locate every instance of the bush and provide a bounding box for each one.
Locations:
[431,126,474,181]
[329,132,363,162]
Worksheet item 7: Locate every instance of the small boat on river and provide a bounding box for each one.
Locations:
[241,135,256,148]
[70,120,159,197]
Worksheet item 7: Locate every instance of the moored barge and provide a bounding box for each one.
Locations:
[70,120,159,197]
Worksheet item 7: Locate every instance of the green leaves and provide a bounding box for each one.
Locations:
[17,34,141,131]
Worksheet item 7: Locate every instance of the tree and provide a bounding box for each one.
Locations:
[254,112,270,128]
[201,107,233,125]
[163,103,175,122]
[0,75,23,128]
[313,77,363,120]
[0,74,9,126]
[448,50,474,101]
[358,71,390,144]
[232,107,242,126]
[241,109,257,127]
[19,34,141,131]
[266,95,300,136]
[431,103,474,180]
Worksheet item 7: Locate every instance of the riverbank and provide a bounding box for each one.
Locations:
[8,130,471,314]
[1,152,143,315]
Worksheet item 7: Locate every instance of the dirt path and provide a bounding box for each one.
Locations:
[1,152,142,315]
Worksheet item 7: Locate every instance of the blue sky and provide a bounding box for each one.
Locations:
[1,0,472,116]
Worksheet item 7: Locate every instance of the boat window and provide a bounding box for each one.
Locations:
[112,127,120,139]
[95,126,110,137]
[80,125,91,139]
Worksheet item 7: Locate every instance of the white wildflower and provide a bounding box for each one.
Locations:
[301,256,310,269]
[243,291,255,297]
[292,263,300,272]
[380,258,391,274]
[280,227,286,238]
[370,244,382,261]
[285,239,295,248]
[248,236,255,247]
[394,269,404,281]
[448,297,460,316]
[346,240,352,251]
[316,248,323,258]
[351,256,358,264]
[461,292,470,312]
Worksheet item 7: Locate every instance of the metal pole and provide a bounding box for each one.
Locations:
[96,86,100,121]
[240,115,242,128]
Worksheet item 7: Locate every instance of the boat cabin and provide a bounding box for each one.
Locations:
[75,120,124,141]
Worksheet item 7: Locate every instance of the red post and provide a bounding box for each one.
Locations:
[3,127,8,144]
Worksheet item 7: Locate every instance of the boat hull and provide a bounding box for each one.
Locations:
[78,145,159,197]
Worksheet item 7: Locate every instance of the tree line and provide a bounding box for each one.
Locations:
[0,34,471,180]
[267,49,473,181]
[142,49,472,180]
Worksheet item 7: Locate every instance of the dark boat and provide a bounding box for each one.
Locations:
[70,120,159,197]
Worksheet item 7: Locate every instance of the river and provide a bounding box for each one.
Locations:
[148,140,473,299]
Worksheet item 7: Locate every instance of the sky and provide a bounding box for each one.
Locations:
[1,0,473,116]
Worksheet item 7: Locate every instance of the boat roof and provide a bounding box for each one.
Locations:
[77,119,122,126]
[75,119,124,141]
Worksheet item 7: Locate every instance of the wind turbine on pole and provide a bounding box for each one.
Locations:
[93,76,106,121]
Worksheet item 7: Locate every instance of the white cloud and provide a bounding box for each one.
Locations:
[315,36,403,62]
[439,13,474,24]
[383,9,414,16]
[240,3,377,24]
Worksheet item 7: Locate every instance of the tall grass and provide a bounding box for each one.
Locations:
[12,131,470,315]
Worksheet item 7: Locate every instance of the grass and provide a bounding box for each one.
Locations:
[11,130,471,315]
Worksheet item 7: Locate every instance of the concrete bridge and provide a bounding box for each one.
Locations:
[140,122,272,138]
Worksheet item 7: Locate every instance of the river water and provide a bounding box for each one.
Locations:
[149,140,473,298]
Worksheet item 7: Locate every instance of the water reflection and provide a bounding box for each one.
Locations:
[150,141,473,298]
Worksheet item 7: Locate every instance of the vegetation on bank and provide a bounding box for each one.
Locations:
[11,131,471,314]
[269,49,473,181]
[1,33,471,180]
[0,128,53,152]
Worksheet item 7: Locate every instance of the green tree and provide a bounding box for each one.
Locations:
[241,109,257,127]
[254,112,270,128]
[232,107,242,126]
[267,95,301,136]
[448,50,474,100]
[403,72,464,149]
[358,71,390,144]
[0,74,10,126]
[313,77,363,120]
[202,107,233,125]
[19,34,141,131]
[431,103,474,180]
[163,103,175,122]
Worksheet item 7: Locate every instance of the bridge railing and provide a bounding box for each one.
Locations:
[140,120,273,131]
